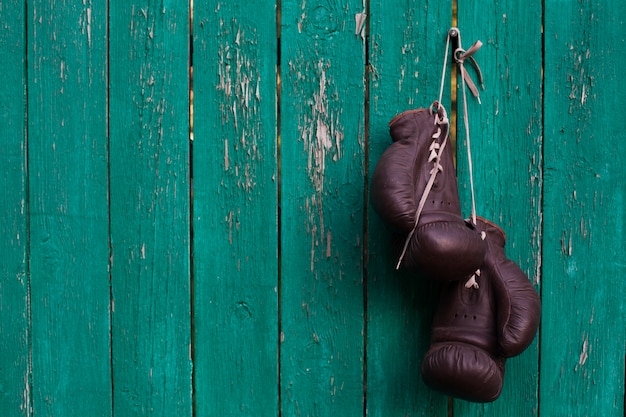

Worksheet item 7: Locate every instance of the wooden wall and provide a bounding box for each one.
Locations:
[0,1,624,416]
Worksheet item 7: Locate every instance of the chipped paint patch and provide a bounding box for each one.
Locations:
[567,46,594,116]
[216,18,262,192]
[355,12,366,40]
[301,60,344,195]
[78,3,93,47]
[296,59,345,269]
[21,370,30,413]
[578,336,589,367]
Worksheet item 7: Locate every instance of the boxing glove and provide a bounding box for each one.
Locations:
[475,217,541,357]
[421,217,541,402]
[420,245,504,402]
[370,105,485,280]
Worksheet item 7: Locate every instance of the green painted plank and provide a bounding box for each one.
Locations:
[27,1,112,415]
[109,2,192,415]
[366,2,452,416]
[455,1,542,414]
[0,2,28,415]
[541,1,625,416]
[280,0,366,415]
[192,1,279,416]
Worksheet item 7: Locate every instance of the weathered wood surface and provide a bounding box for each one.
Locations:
[541,1,625,416]
[27,2,112,415]
[0,1,29,415]
[109,1,192,415]
[1,1,624,416]
[192,1,279,416]
[279,0,366,415]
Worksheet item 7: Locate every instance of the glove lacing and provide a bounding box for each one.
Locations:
[395,103,449,270]
[396,28,485,286]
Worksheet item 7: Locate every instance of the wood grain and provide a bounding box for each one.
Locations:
[280,0,366,415]
[0,2,622,416]
[541,1,625,415]
[0,1,29,415]
[28,1,112,415]
[109,1,192,415]
[192,1,279,415]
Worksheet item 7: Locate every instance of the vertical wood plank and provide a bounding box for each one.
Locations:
[0,1,29,415]
[280,0,366,415]
[28,1,112,415]
[366,2,452,415]
[109,1,192,415]
[456,0,543,415]
[192,1,279,415]
[541,1,625,415]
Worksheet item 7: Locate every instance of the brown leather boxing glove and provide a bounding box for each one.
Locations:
[476,217,541,357]
[421,217,541,402]
[370,105,485,281]
[420,253,504,402]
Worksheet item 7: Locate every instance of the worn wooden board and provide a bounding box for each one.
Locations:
[27,1,112,415]
[192,1,279,415]
[279,0,366,415]
[541,1,625,415]
[0,1,29,414]
[108,1,192,415]
[456,1,543,415]
[0,2,624,416]
[367,1,452,415]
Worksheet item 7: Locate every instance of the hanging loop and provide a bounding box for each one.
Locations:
[448,27,485,102]
[447,27,484,225]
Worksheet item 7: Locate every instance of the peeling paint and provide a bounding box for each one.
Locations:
[22,370,30,413]
[86,6,92,46]
[561,228,573,257]
[216,18,263,191]
[298,0,307,33]
[567,46,593,115]
[301,60,344,195]
[293,58,346,270]
[310,224,317,271]
[228,211,234,244]
[578,336,589,366]
[224,138,229,171]
[326,231,332,258]
[355,12,366,40]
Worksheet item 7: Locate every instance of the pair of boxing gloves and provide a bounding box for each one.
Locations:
[370,106,541,402]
